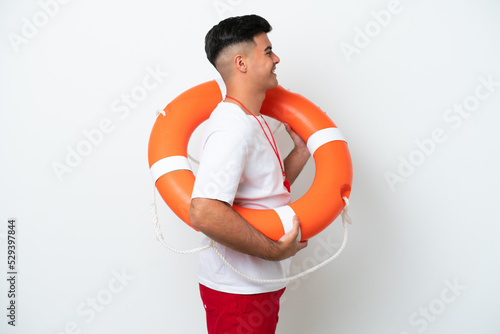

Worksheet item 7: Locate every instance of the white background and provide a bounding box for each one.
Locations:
[1,0,500,333]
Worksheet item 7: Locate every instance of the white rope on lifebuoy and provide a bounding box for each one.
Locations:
[152,187,210,254]
[152,185,351,282]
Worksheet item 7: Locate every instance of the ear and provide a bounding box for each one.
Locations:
[233,54,248,73]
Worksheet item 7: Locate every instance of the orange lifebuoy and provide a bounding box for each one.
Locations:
[148,79,352,242]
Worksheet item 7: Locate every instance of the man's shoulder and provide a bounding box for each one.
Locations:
[206,102,253,135]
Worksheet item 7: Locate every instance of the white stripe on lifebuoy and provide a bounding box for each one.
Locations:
[150,156,192,183]
[307,127,346,156]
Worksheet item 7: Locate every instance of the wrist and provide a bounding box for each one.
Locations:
[261,239,285,261]
[292,144,310,158]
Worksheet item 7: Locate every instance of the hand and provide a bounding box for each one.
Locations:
[284,123,308,152]
[273,215,308,261]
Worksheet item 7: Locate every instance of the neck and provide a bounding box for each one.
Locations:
[224,86,266,116]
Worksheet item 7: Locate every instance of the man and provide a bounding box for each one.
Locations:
[190,14,310,333]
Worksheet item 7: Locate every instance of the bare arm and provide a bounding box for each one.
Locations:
[283,123,311,185]
[190,197,307,261]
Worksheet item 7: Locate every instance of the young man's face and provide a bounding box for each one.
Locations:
[247,32,280,91]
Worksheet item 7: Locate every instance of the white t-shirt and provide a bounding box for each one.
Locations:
[192,101,292,294]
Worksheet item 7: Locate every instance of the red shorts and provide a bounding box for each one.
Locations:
[199,284,286,334]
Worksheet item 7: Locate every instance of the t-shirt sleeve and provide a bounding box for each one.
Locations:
[191,128,248,206]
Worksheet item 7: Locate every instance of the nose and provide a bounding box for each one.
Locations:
[273,52,280,64]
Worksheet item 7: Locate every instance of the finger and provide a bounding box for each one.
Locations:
[286,122,300,134]
[289,216,300,235]
[298,240,308,251]
[278,217,299,243]
[291,216,302,242]
[285,125,305,146]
